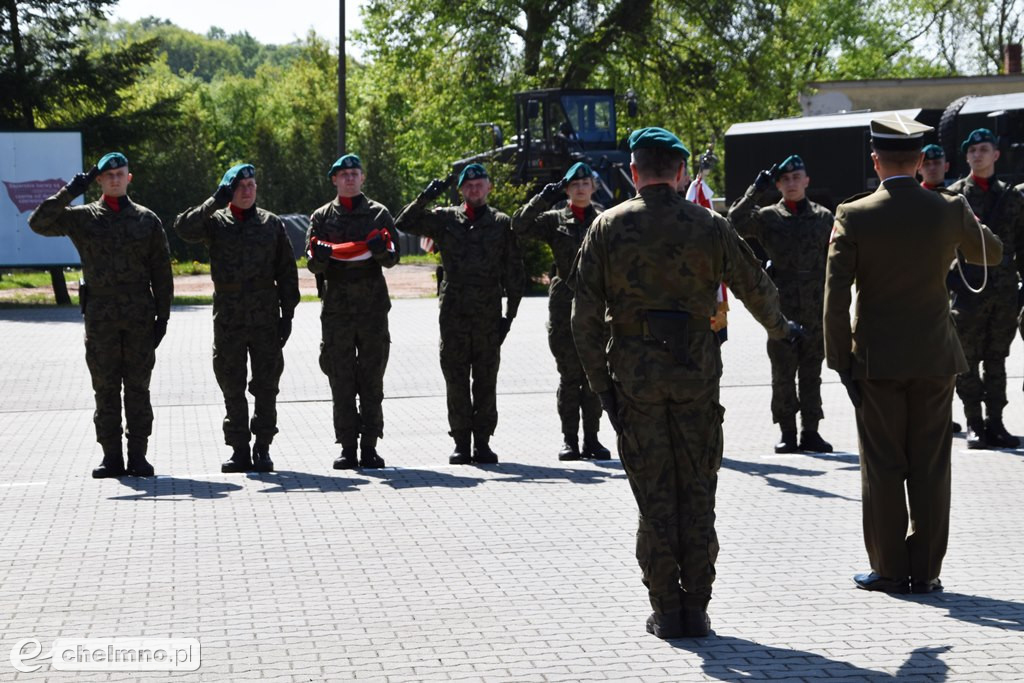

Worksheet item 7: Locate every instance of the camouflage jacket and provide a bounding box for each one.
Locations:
[728,185,833,326]
[572,184,788,393]
[511,194,600,308]
[174,197,300,326]
[395,198,525,317]
[947,175,1024,296]
[306,195,399,316]
[29,189,173,322]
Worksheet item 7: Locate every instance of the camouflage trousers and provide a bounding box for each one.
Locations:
[612,379,724,615]
[766,327,824,426]
[319,311,390,443]
[548,307,601,437]
[213,320,283,447]
[953,289,1017,420]
[84,317,156,448]
[439,307,501,436]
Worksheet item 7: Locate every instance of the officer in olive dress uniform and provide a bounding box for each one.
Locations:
[824,113,1003,595]
[395,164,526,464]
[29,153,173,478]
[572,127,800,639]
[728,154,834,454]
[947,128,1024,449]
[307,154,399,470]
[175,164,300,473]
[512,162,610,462]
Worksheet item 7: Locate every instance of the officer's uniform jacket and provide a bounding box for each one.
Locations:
[174,198,299,326]
[305,195,398,316]
[824,177,1003,379]
[29,188,173,322]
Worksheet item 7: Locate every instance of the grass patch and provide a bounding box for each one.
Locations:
[0,268,82,290]
[171,260,211,276]
[400,253,440,265]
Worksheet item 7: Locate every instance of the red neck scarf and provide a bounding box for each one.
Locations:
[464,203,477,221]
[103,195,122,212]
[339,196,354,211]
[971,174,991,192]
[921,181,941,191]
[784,200,799,213]
[229,203,254,221]
[570,204,586,222]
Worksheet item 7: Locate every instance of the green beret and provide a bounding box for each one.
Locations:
[776,154,805,176]
[922,144,945,160]
[220,163,255,187]
[96,153,128,172]
[328,154,362,177]
[627,127,690,158]
[458,163,488,187]
[563,162,594,183]
[961,128,997,154]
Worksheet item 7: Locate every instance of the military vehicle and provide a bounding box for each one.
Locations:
[451,88,638,207]
[724,91,1024,211]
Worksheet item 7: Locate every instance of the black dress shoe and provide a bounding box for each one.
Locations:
[911,578,943,594]
[774,430,799,454]
[853,571,908,594]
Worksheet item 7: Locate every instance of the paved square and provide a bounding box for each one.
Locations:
[1,295,1023,681]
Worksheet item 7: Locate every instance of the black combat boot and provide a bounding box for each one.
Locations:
[558,435,581,461]
[472,432,499,464]
[449,431,472,465]
[952,421,963,433]
[798,420,833,453]
[985,415,1020,449]
[680,607,712,637]
[333,434,358,470]
[359,434,385,469]
[251,441,274,472]
[774,418,799,454]
[126,440,155,477]
[222,444,253,473]
[966,418,987,450]
[582,432,612,460]
[92,442,125,479]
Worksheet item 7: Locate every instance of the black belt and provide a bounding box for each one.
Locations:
[89,283,150,296]
[325,268,379,282]
[214,278,276,293]
[611,317,710,339]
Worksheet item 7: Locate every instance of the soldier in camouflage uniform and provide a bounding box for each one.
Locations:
[29,153,172,478]
[728,154,833,454]
[948,129,1024,449]
[395,163,525,464]
[511,162,610,462]
[306,154,399,470]
[572,128,800,639]
[174,164,300,473]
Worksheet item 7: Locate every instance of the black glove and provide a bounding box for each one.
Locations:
[540,179,567,202]
[367,230,386,255]
[213,180,234,205]
[153,318,168,348]
[65,166,99,198]
[753,164,778,192]
[420,177,451,203]
[498,316,513,344]
[311,240,333,262]
[837,369,862,408]
[597,390,623,435]
[784,320,804,345]
[278,317,293,347]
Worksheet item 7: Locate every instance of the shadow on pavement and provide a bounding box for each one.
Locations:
[676,635,949,681]
[108,475,243,500]
[247,470,367,494]
[492,462,627,484]
[895,591,1024,630]
[722,457,858,500]
[358,468,484,489]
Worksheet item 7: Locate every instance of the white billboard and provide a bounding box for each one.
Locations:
[0,131,83,267]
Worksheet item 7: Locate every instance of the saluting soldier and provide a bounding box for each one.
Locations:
[572,127,800,639]
[947,129,1024,449]
[174,164,300,473]
[306,154,399,470]
[824,114,1003,595]
[395,164,525,465]
[511,162,610,462]
[29,152,172,478]
[728,155,834,454]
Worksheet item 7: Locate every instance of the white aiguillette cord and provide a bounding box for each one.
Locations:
[955,219,988,294]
